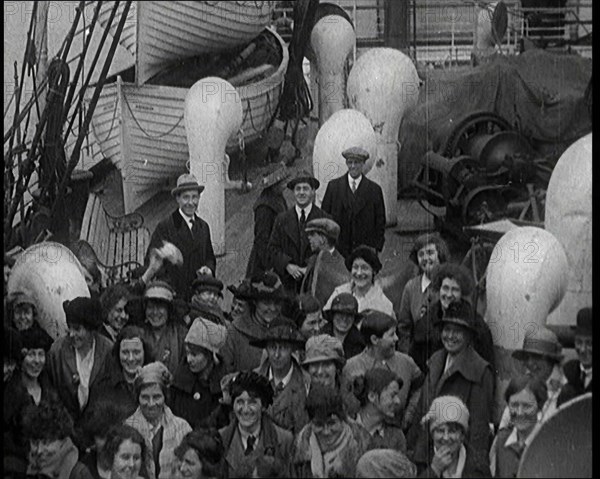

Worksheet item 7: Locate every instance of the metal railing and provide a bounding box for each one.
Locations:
[272,0,592,64]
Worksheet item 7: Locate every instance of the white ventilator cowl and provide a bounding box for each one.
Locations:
[185,77,243,256]
[545,133,592,332]
[347,48,420,225]
[7,242,90,339]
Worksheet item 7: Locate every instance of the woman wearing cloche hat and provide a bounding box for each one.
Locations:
[170,317,228,429]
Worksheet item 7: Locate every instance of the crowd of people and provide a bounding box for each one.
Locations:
[3,146,592,478]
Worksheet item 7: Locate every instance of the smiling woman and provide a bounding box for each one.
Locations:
[103,424,147,479]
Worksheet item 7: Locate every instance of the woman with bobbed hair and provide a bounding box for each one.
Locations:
[490,377,547,478]
[125,362,192,479]
[173,428,225,479]
[103,424,148,479]
[291,385,373,478]
[22,400,93,478]
[410,263,494,373]
[398,233,449,339]
[89,325,155,416]
[323,245,395,318]
[99,284,132,342]
[353,368,407,452]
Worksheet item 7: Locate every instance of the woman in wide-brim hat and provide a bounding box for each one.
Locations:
[250,316,311,434]
[323,245,395,320]
[321,292,365,359]
[220,272,289,374]
[246,164,290,278]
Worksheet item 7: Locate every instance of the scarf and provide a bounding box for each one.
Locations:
[27,437,79,479]
[309,422,355,478]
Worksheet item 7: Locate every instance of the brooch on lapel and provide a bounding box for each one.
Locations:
[193,392,201,401]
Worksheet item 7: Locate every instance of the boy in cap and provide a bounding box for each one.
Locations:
[300,217,349,306]
[267,170,330,293]
[321,146,386,258]
[558,307,592,406]
[145,173,216,301]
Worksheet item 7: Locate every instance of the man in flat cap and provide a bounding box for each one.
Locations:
[268,170,330,293]
[321,146,386,259]
[300,218,349,306]
[145,173,216,302]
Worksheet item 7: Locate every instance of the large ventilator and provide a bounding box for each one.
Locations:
[544,133,592,339]
[7,242,90,339]
[347,48,420,226]
[312,109,377,205]
[485,226,568,421]
[308,4,355,126]
[184,77,243,256]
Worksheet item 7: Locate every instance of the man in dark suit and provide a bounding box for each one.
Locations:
[145,173,216,302]
[558,307,592,406]
[321,146,386,259]
[268,170,329,293]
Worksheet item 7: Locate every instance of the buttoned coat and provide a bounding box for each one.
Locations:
[267,205,330,292]
[254,360,311,435]
[321,174,386,258]
[47,334,113,423]
[219,416,294,478]
[409,345,494,467]
[146,209,216,301]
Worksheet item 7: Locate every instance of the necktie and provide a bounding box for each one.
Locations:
[274,381,285,396]
[300,208,306,226]
[152,426,164,476]
[245,435,256,455]
[351,179,357,193]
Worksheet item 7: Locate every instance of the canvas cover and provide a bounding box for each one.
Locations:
[398,50,592,189]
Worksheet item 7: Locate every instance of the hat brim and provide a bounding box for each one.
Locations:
[171,184,205,196]
[440,317,476,332]
[324,309,361,321]
[302,354,345,367]
[287,177,320,190]
[249,337,306,348]
[512,348,563,362]
[227,286,253,300]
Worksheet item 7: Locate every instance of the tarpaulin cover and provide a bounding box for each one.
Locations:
[398,50,592,189]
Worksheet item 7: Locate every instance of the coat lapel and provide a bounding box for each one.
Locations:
[352,179,368,215]
[282,209,301,250]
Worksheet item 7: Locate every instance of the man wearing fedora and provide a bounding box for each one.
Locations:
[246,164,290,278]
[268,170,330,293]
[558,307,592,406]
[251,316,311,435]
[300,218,349,306]
[145,173,216,301]
[321,146,386,259]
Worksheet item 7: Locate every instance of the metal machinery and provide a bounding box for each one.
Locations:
[412,111,552,237]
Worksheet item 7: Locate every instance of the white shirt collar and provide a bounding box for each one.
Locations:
[580,363,592,387]
[179,209,195,229]
[295,203,312,220]
[421,274,432,293]
[348,174,362,189]
[268,363,294,389]
[238,424,261,450]
[441,444,467,478]
[504,426,534,449]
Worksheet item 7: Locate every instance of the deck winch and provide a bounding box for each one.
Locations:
[412,111,547,233]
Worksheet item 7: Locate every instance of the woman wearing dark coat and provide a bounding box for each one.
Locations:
[88,325,155,417]
[246,165,289,278]
[409,300,494,470]
[169,318,228,429]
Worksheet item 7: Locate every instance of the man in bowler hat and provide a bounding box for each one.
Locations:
[145,173,216,301]
[321,146,386,258]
